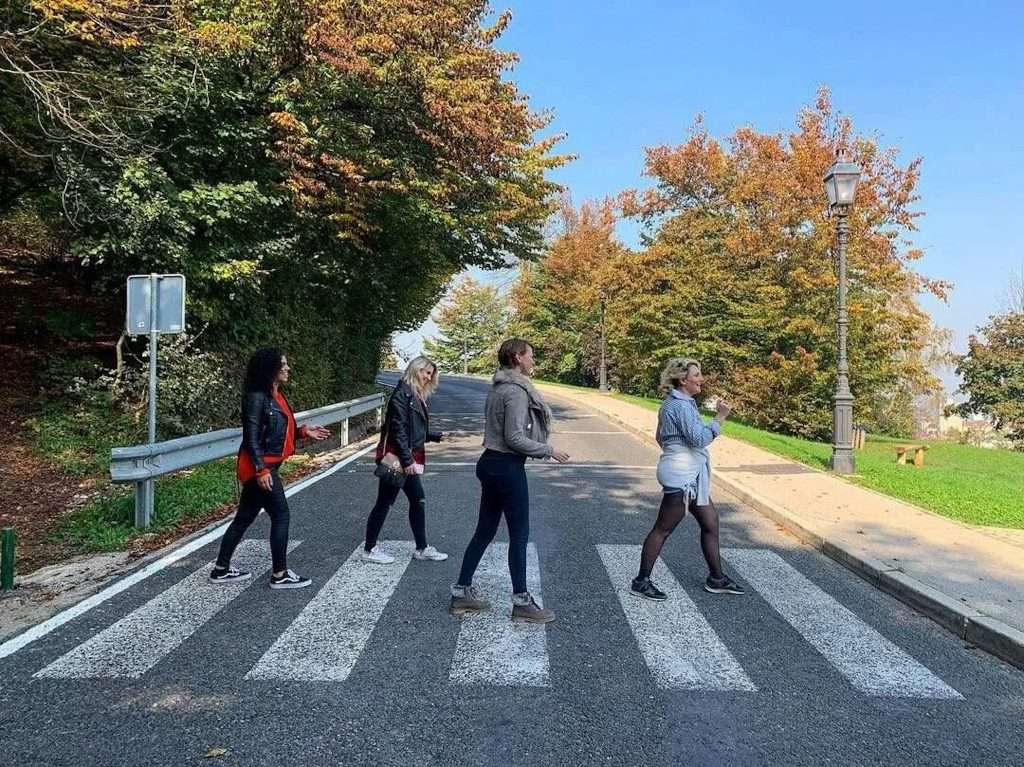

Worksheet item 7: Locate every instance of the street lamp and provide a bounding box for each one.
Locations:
[823,159,861,474]
[598,289,608,392]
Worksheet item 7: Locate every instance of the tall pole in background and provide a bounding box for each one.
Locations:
[823,160,861,475]
[599,289,608,392]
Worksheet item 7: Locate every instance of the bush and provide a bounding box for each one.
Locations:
[115,332,240,437]
[728,349,832,440]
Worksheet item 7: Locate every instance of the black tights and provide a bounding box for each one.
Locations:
[365,474,428,551]
[637,493,723,581]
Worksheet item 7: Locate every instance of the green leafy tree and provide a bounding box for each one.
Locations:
[1,0,569,424]
[953,312,1024,448]
[424,278,508,374]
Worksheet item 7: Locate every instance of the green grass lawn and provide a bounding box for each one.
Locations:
[611,392,1024,529]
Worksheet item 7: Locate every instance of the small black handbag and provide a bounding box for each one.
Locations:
[374,455,406,489]
[373,391,407,489]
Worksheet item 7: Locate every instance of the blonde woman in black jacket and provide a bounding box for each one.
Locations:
[362,356,447,564]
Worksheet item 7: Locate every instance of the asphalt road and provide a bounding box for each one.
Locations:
[1,374,1022,766]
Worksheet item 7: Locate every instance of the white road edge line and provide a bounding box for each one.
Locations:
[0,443,376,660]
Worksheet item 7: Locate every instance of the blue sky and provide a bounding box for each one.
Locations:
[396,1,1023,390]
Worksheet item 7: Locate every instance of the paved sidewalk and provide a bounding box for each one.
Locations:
[538,383,1024,670]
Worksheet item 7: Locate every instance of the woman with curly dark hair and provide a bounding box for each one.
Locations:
[209,348,329,589]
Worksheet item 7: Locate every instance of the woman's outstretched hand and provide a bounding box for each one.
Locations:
[551,448,570,463]
[305,425,330,441]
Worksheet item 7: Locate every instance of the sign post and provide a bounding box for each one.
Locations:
[126,274,186,527]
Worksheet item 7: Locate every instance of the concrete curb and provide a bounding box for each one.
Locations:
[538,384,1024,672]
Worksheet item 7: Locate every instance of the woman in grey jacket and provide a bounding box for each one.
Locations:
[449,338,570,623]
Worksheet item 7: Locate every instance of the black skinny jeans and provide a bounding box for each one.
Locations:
[365,474,427,551]
[457,450,530,594]
[216,469,290,573]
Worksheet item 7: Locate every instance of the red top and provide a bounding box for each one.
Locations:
[236,389,308,484]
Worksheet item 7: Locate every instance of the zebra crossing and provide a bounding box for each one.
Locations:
[449,543,549,687]
[30,540,962,700]
[247,541,416,682]
[598,544,756,692]
[36,540,299,679]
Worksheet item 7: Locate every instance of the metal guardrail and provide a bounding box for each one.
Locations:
[110,392,386,528]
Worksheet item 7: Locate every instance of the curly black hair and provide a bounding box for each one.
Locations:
[243,347,285,394]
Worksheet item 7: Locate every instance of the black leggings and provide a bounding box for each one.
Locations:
[457,450,530,594]
[216,470,290,573]
[365,474,427,551]
[638,493,723,581]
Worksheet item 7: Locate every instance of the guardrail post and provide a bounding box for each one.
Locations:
[135,478,154,529]
[376,406,383,430]
[341,418,350,447]
[1,527,14,591]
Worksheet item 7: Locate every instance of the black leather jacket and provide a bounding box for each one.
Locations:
[241,390,295,473]
[379,381,442,467]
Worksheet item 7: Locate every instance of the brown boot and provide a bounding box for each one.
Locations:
[511,593,555,624]
[449,585,490,616]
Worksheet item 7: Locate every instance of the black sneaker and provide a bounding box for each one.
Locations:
[704,575,745,595]
[209,567,251,584]
[270,569,312,589]
[630,577,667,601]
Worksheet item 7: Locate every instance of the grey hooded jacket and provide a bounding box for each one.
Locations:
[482,368,554,459]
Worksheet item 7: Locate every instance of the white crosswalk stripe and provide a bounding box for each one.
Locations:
[35,540,296,679]
[723,548,962,699]
[246,541,415,682]
[449,543,550,687]
[597,544,757,691]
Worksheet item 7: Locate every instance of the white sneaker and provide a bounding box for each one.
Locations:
[413,545,448,561]
[360,545,395,564]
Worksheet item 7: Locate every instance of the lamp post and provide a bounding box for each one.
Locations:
[823,160,862,475]
[598,289,608,392]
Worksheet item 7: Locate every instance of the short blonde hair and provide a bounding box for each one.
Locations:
[403,356,440,398]
[659,357,700,394]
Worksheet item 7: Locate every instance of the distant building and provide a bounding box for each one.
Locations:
[939,405,1008,449]
[913,392,1008,448]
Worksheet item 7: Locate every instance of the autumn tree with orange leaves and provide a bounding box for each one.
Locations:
[511,197,625,384]
[517,91,949,438]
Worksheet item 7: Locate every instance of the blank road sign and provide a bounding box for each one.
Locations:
[126,274,186,335]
